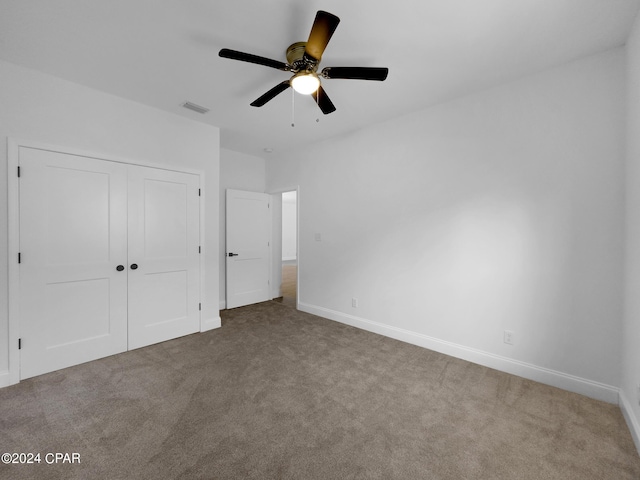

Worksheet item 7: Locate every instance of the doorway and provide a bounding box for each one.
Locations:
[279,190,297,307]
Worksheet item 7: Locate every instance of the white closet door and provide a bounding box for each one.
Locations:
[127,165,200,350]
[19,147,129,379]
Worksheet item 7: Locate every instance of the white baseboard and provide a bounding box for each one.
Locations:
[201,316,222,332]
[620,391,640,456]
[0,370,11,388]
[298,302,620,404]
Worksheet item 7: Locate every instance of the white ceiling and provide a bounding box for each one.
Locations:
[1,0,638,157]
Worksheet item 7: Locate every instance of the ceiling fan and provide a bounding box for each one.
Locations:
[219,10,389,115]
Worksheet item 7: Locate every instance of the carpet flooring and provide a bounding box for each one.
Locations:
[1,300,639,479]
[274,263,296,308]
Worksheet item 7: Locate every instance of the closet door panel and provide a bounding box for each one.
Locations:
[127,165,200,350]
[19,148,128,379]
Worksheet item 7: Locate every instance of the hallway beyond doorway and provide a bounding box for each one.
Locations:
[279,260,296,308]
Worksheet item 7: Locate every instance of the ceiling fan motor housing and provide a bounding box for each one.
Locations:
[286,42,317,73]
[286,42,306,64]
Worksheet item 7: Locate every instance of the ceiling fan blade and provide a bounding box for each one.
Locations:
[322,67,389,81]
[311,86,336,115]
[250,81,291,107]
[219,48,290,71]
[304,11,340,62]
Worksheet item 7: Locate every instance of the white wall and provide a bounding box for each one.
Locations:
[0,60,220,385]
[622,12,640,453]
[219,148,266,308]
[282,191,297,261]
[267,48,626,402]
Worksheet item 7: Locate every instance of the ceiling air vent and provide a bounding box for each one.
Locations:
[182,101,210,114]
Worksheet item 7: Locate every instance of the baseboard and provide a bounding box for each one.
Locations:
[201,316,222,332]
[298,302,620,404]
[0,370,11,388]
[620,391,640,456]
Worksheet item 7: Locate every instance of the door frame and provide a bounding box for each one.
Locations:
[6,137,205,387]
[268,186,300,309]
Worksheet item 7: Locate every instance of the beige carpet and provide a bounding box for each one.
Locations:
[0,300,639,479]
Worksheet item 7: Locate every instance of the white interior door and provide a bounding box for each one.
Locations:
[19,147,128,379]
[226,189,271,309]
[127,165,200,349]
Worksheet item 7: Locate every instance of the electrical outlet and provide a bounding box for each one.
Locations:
[504,330,514,345]
[352,298,358,308]
[314,233,321,242]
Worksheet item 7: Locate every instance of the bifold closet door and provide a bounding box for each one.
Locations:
[126,165,200,350]
[19,148,129,379]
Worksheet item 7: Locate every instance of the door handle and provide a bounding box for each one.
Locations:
[228,253,239,257]
[116,265,125,271]
[130,263,138,270]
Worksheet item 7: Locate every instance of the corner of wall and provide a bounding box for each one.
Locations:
[620,390,640,456]
[621,8,640,457]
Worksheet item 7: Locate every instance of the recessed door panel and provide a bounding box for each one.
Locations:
[44,279,111,347]
[45,166,111,265]
[143,179,188,259]
[140,270,188,326]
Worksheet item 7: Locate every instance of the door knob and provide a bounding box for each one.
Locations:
[130,263,138,270]
[228,253,239,257]
[116,265,124,271]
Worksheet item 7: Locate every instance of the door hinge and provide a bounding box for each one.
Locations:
[17,166,21,177]
[199,303,202,311]
[199,246,201,254]
[18,252,21,264]
[198,188,201,197]
[18,338,21,350]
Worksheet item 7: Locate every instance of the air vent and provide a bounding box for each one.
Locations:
[182,101,210,114]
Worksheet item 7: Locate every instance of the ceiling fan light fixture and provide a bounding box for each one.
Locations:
[291,72,320,95]
[219,10,388,115]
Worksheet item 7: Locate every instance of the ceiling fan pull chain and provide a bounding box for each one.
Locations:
[291,88,295,127]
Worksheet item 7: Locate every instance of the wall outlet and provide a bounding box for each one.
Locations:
[314,233,322,242]
[504,330,514,345]
[352,298,358,308]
